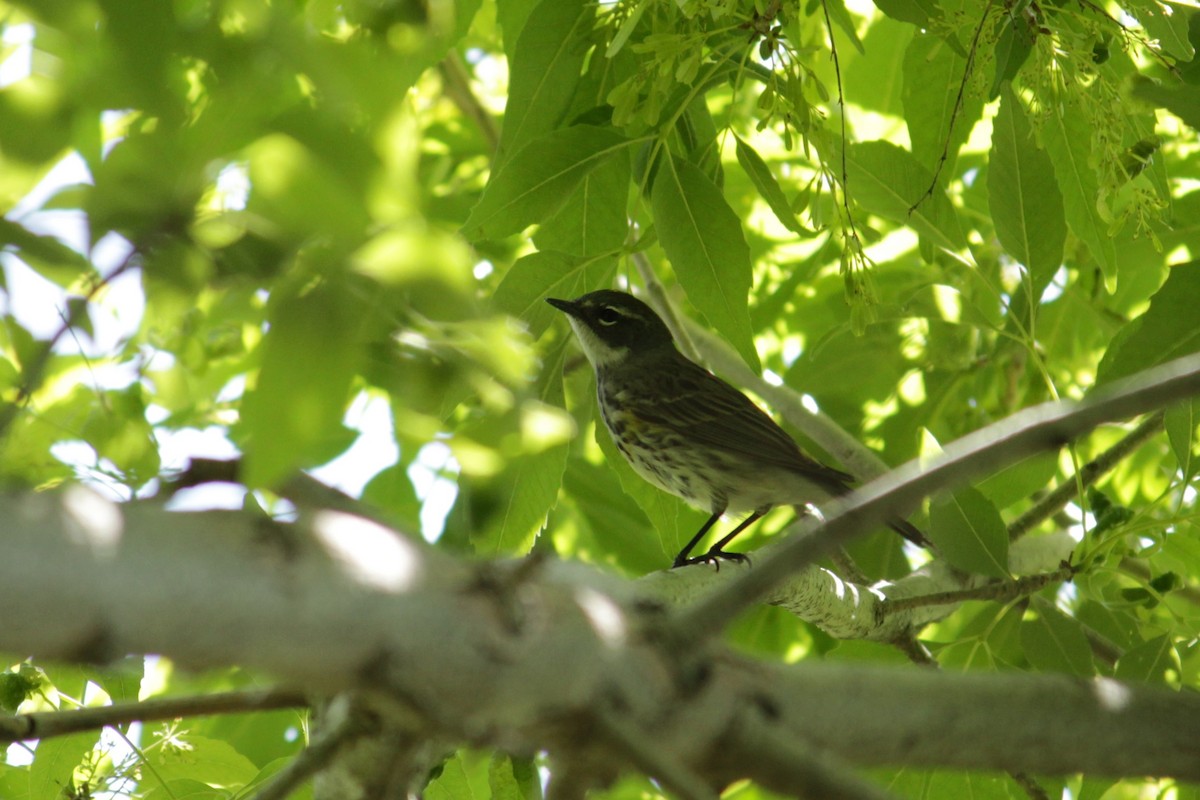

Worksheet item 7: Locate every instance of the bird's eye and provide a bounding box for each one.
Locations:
[596,306,622,326]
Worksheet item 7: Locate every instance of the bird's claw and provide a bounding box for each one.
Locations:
[672,550,752,570]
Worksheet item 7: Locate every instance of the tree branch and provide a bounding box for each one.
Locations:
[0,688,307,744]
[669,351,1200,647]
[1,487,1198,787]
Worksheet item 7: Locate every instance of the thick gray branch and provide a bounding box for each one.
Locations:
[1,489,1197,791]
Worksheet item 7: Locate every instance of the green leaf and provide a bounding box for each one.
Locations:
[496,0,590,166]
[929,487,1009,578]
[823,0,865,54]
[1131,75,1200,132]
[0,763,29,800]
[845,16,911,117]
[988,85,1066,298]
[1136,2,1195,62]
[29,731,98,800]
[466,348,572,556]
[989,14,1035,97]
[140,734,259,789]
[490,753,542,800]
[533,146,631,255]
[733,134,816,237]
[1165,398,1199,484]
[465,125,633,240]
[871,0,942,28]
[0,219,95,288]
[493,250,617,338]
[650,155,760,370]
[839,140,966,252]
[975,451,1058,511]
[902,33,983,177]
[1095,261,1200,383]
[1075,600,1141,651]
[426,751,491,800]
[1041,96,1117,288]
[496,0,544,58]
[1020,600,1096,676]
[241,285,364,488]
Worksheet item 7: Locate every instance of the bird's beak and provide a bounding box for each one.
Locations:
[545,297,581,318]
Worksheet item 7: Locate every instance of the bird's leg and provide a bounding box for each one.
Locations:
[700,511,764,563]
[673,511,766,568]
[671,512,723,568]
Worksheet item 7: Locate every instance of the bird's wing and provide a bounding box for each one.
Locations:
[628,356,855,492]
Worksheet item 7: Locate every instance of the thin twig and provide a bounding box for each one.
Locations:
[889,631,937,666]
[881,567,1072,615]
[909,0,994,214]
[1010,770,1051,800]
[0,688,307,743]
[1008,412,1165,540]
[252,703,371,800]
[594,705,717,800]
[717,710,901,800]
[438,53,499,154]
[818,0,864,254]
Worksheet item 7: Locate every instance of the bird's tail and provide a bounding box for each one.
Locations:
[888,516,931,548]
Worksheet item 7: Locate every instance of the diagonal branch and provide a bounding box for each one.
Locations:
[669,351,1200,648]
[1008,411,1165,540]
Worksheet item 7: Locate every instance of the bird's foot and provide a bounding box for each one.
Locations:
[672,549,752,570]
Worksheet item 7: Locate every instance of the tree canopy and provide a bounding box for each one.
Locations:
[2,0,1200,797]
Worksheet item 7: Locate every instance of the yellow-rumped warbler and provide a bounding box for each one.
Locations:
[547,289,927,568]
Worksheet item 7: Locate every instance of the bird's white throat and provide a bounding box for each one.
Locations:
[565,317,629,369]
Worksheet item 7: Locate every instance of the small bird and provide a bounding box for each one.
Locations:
[547,289,926,568]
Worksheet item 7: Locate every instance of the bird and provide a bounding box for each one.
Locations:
[546,289,927,568]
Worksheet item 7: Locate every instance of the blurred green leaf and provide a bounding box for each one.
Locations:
[1115,635,1180,684]
[139,733,258,790]
[903,33,983,178]
[1131,76,1200,131]
[1021,600,1095,676]
[975,452,1058,512]
[1165,399,1198,483]
[1096,261,1200,383]
[989,14,1035,97]
[28,731,98,800]
[929,487,1009,578]
[241,285,366,488]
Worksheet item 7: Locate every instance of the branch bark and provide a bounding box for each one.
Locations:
[1,484,1198,792]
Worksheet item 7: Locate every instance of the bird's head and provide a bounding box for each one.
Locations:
[546,290,675,369]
